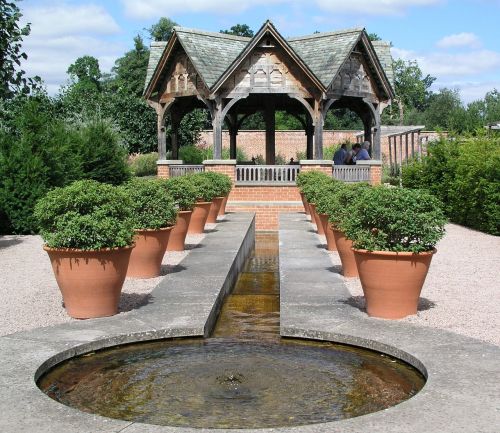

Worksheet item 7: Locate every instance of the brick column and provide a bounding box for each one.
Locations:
[299,160,333,176]
[203,159,236,184]
[357,160,383,185]
[156,160,184,179]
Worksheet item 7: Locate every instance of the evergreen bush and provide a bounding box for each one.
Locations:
[34,180,134,250]
[201,171,232,197]
[185,172,218,202]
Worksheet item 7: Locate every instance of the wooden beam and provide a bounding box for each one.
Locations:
[265,99,276,164]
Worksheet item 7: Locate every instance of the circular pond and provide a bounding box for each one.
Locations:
[38,338,425,429]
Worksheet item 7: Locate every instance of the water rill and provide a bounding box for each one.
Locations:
[38,233,425,429]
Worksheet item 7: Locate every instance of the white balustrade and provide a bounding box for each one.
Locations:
[236,165,300,185]
[332,166,370,182]
[169,165,205,177]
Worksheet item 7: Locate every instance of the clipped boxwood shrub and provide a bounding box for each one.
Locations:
[179,145,205,164]
[121,178,177,230]
[162,176,198,211]
[298,171,332,204]
[201,171,232,197]
[314,178,344,215]
[129,152,158,177]
[185,172,218,202]
[342,186,447,253]
[325,182,371,228]
[34,180,135,250]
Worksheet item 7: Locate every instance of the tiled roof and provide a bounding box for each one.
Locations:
[371,41,394,88]
[145,24,394,97]
[287,29,363,88]
[176,27,249,88]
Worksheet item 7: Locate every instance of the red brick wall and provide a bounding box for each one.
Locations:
[229,186,301,201]
[157,165,169,179]
[204,164,236,183]
[198,130,359,161]
[370,165,382,185]
[226,204,304,230]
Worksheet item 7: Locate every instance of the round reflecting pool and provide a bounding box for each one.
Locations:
[38,338,425,429]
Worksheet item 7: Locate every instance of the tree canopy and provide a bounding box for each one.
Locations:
[220,24,254,37]
[147,17,178,41]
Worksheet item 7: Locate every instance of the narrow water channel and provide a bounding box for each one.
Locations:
[38,232,425,429]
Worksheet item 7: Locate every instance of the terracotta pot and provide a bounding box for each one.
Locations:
[207,196,225,223]
[127,227,172,278]
[300,192,310,216]
[308,203,318,229]
[332,228,358,277]
[310,203,325,235]
[218,195,229,216]
[353,248,436,319]
[167,211,192,251]
[318,213,337,251]
[44,245,133,319]
[188,201,211,234]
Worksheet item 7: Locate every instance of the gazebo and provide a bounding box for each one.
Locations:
[144,21,395,164]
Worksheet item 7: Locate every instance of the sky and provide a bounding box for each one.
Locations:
[18,0,500,103]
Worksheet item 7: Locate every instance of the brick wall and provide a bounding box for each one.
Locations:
[226,203,304,230]
[369,165,382,185]
[198,130,359,161]
[229,186,301,202]
[157,164,169,179]
[198,130,445,163]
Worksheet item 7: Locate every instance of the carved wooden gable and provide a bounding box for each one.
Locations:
[330,52,377,98]
[160,53,206,101]
[221,47,313,98]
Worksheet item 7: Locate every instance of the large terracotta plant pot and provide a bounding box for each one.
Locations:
[44,245,133,319]
[353,248,436,319]
[167,211,192,251]
[218,195,229,216]
[188,201,211,234]
[300,192,310,216]
[308,203,317,229]
[127,227,172,278]
[309,203,324,235]
[318,214,337,251]
[332,228,358,277]
[207,196,224,223]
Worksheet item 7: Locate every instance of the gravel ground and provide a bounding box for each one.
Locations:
[324,223,500,347]
[0,227,212,337]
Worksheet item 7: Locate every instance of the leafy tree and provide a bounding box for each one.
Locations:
[368,33,382,41]
[148,17,178,41]
[220,24,254,37]
[423,88,469,132]
[110,35,150,97]
[0,0,41,99]
[67,55,101,87]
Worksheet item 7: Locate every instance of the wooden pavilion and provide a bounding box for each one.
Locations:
[144,21,395,164]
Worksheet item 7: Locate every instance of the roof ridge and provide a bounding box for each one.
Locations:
[173,26,251,42]
[288,27,364,42]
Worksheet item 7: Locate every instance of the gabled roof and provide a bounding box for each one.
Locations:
[144,22,395,100]
[288,28,363,88]
[211,20,325,94]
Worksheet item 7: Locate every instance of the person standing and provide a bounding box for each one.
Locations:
[333,143,347,165]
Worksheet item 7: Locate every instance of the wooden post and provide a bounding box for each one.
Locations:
[405,133,409,164]
[157,114,167,160]
[388,136,393,175]
[411,132,415,158]
[306,120,314,160]
[265,99,276,164]
[212,98,223,160]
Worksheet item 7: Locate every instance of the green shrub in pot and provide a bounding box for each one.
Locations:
[185,172,218,202]
[34,179,134,250]
[297,171,332,205]
[120,178,177,230]
[342,186,447,253]
[162,176,198,211]
[201,171,232,197]
[325,182,371,229]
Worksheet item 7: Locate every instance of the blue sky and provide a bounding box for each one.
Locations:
[19,0,500,102]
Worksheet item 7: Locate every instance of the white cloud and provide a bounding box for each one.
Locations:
[19,3,124,95]
[122,0,442,19]
[433,80,500,103]
[392,47,500,77]
[22,4,120,37]
[436,32,481,49]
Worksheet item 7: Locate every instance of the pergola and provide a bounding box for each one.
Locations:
[144,21,395,163]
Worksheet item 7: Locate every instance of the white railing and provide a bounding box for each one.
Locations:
[332,166,370,182]
[236,165,300,185]
[169,165,204,177]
